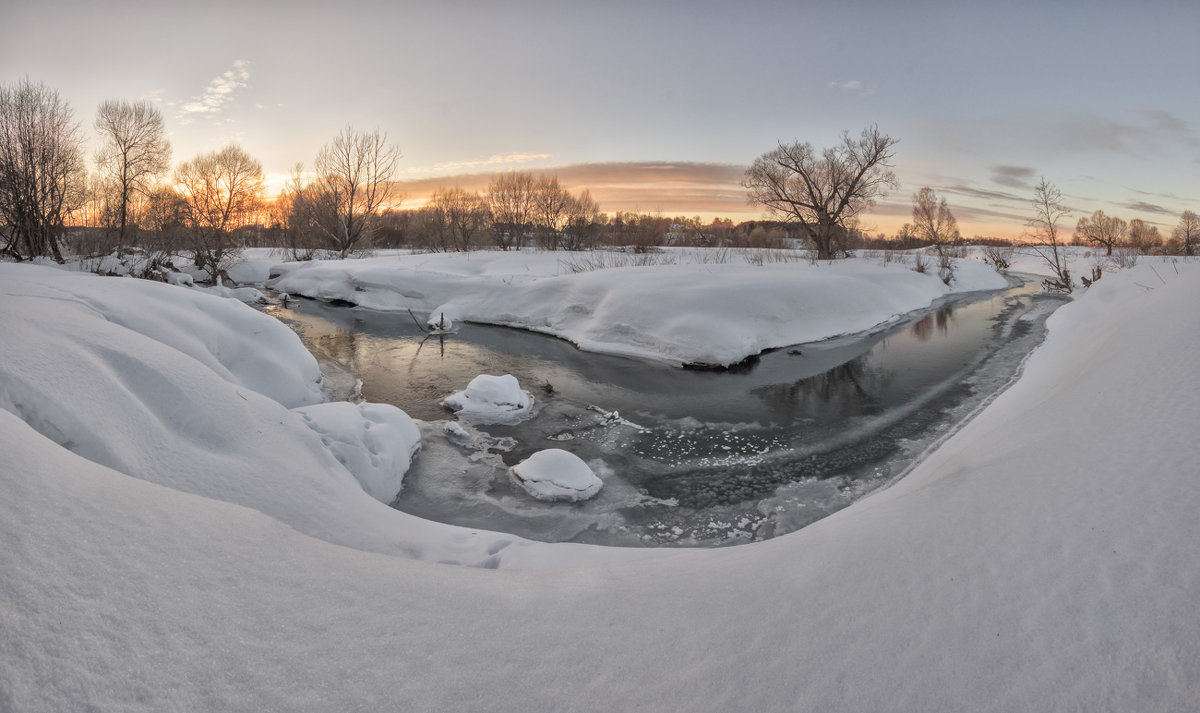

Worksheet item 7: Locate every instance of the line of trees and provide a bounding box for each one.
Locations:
[6,79,1200,276]
[1,78,404,274]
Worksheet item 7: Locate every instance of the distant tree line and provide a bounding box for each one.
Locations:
[4,79,1199,282]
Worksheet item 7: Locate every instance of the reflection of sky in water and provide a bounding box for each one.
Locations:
[274,283,1033,427]
[268,280,1056,546]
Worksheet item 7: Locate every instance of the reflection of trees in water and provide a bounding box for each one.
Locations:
[314,328,360,364]
[909,305,956,342]
[751,356,893,419]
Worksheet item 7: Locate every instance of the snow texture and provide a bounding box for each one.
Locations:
[443,373,534,424]
[509,448,604,501]
[292,401,421,502]
[2,254,1199,712]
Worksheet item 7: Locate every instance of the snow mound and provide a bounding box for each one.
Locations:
[0,264,322,408]
[509,448,603,502]
[292,401,421,502]
[443,374,533,424]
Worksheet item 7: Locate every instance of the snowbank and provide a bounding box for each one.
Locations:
[292,401,421,502]
[0,264,323,408]
[0,263,645,570]
[269,249,1009,366]
[509,448,604,502]
[443,373,534,424]
[3,258,1199,711]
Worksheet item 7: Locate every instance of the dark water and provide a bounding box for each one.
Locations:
[267,278,1063,547]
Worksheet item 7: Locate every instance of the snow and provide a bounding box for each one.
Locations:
[202,283,268,304]
[0,264,324,408]
[2,254,1199,711]
[443,373,534,423]
[509,448,604,501]
[269,248,1009,366]
[292,401,421,502]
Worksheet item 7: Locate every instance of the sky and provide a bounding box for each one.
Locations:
[4,0,1200,238]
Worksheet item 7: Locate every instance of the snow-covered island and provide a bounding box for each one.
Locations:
[2,249,1199,711]
[268,248,1009,366]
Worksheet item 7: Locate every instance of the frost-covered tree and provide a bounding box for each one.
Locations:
[743,126,898,260]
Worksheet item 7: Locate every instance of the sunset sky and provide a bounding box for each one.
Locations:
[5,0,1200,238]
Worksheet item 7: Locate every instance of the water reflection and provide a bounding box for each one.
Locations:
[909,305,957,341]
[266,279,1061,546]
[751,357,893,419]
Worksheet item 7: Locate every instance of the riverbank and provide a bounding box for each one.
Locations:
[267,248,1009,366]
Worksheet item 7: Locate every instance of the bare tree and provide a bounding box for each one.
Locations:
[1127,218,1162,255]
[561,189,602,251]
[0,78,86,262]
[743,125,898,260]
[532,175,572,249]
[487,171,538,249]
[310,126,401,257]
[1074,210,1126,257]
[1026,178,1072,292]
[174,144,264,280]
[94,99,171,254]
[911,186,960,255]
[429,187,491,252]
[1173,210,1200,257]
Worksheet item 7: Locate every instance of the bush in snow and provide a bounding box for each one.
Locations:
[509,449,603,502]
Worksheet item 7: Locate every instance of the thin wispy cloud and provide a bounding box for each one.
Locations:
[404,152,553,175]
[989,165,1036,189]
[828,79,876,97]
[1124,200,1173,216]
[176,60,251,125]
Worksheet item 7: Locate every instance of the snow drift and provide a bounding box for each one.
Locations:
[2,257,1199,711]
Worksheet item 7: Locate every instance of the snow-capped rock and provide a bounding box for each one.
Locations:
[509,448,603,502]
[443,374,533,424]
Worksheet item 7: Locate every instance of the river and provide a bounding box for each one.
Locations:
[265,276,1065,547]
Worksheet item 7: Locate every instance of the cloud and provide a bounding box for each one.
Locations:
[391,161,752,216]
[403,152,553,175]
[1124,200,1174,216]
[989,165,1036,189]
[939,183,1027,204]
[828,79,876,97]
[1032,110,1200,157]
[177,60,251,125]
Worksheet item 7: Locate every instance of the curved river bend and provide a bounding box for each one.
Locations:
[267,277,1064,547]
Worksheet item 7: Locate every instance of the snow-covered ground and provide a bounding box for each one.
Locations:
[2,250,1198,711]
[268,248,1009,366]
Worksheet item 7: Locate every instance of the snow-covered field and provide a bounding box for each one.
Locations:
[2,249,1198,711]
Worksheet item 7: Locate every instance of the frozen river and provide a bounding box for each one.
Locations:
[267,276,1065,546]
